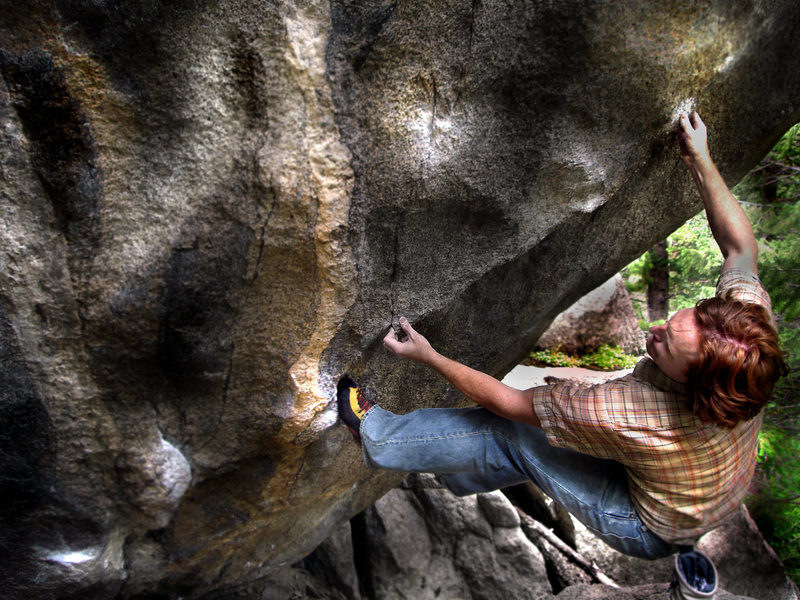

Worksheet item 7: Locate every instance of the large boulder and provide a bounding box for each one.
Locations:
[1,1,799,597]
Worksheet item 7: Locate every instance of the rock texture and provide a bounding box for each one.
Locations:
[535,274,646,355]
[572,503,800,600]
[355,476,552,599]
[247,475,797,600]
[2,1,800,598]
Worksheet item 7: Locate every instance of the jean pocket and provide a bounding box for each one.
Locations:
[598,474,637,519]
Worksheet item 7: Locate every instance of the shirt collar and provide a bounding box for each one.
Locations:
[633,356,687,394]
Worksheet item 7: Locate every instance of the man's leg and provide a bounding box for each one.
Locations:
[361,405,532,490]
[361,405,675,560]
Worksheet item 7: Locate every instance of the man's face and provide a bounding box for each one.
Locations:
[646,307,701,383]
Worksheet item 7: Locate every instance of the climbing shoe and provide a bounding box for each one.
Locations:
[337,376,374,443]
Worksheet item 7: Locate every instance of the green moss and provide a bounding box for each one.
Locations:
[582,345,640,370]
[525,349,582,368]
[524,345,639,371]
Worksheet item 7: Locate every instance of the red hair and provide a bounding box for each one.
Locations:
[686,292,788,427]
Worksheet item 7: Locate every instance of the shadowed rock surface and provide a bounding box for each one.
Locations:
[248,475,797,599]
[2,1,800,598]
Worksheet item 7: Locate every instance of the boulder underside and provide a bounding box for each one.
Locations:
[1,1,799,597]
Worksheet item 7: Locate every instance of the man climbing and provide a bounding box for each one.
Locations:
[337,112,788,562]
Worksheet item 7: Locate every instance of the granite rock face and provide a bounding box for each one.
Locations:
[2,1,800,598]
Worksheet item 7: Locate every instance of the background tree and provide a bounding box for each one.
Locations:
[646,240,669,322]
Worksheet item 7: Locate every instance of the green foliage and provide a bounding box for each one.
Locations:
[666,214,720,310]
[622,212,719,324]
[771,122,800,162]
[622,212,722,331]
[525,345,639,371]
[622,252,652,292]
[748,426,800,584]
[638,318,664,332]
[583,345,640,370]
[526,349,581,368]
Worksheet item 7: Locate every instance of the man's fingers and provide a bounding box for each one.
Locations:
[678,114,693,139]
[693,111,704,129]
[383,328,400,352]
[398,316,415,339]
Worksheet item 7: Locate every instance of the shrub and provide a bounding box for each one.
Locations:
[524,345,639,371]
[748,426,800,584]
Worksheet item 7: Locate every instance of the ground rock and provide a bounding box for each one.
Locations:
[297,520,361,600]
[251,477,788,600]
[478,489,522,529]
[2,1,800,598]
[349,475,552,600]
[536,274,646,355]
[555,583,756,600]
[572,505,799,600]
[699,506,800,600]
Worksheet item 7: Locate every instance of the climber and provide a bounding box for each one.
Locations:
[337,112,788,561]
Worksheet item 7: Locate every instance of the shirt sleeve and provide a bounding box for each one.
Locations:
[531,378,633,463]
[715,268,773,312]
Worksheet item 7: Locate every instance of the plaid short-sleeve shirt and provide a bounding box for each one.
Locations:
[532,269,773,544]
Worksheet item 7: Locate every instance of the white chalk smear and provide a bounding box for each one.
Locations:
[672,97,697,122]
[45,548,100,565]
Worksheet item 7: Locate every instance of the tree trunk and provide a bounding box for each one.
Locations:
[647,239,669,322]
[761,162,782,203]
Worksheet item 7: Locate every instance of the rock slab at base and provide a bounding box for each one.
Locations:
[251,475,792,600]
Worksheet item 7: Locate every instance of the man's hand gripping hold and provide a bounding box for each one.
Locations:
[383,317,540,427]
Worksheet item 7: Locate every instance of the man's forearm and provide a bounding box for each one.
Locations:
[426,352,540,427]
[680,112,758,273]
[383,317,539,427]
[690,156,757,266]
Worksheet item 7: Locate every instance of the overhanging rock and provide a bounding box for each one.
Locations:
[1,1,799,597]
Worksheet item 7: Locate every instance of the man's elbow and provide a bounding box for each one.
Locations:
[498,388,541,428]
[722,245,758,273]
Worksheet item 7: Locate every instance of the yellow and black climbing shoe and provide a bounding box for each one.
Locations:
[337,376,374,443]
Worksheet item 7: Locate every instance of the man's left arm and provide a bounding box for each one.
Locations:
[679,112,758,275]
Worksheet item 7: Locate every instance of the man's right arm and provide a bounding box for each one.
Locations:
[679,112,758,275]
[382,317,540,427]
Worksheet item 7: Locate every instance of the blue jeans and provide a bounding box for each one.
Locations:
[361,405,676,560]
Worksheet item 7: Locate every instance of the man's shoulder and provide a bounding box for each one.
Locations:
[715,268,772,312]
[632,357,687,395]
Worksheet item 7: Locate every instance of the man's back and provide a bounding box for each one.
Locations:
[532,264,777,544]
